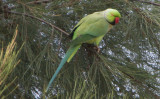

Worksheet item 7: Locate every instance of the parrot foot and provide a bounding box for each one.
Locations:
[82,44,100,53]
[93,46,100,53]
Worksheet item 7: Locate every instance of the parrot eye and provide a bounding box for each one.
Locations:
[111,13,114,16]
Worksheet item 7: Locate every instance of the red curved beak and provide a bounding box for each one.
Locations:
[115,17,120,24]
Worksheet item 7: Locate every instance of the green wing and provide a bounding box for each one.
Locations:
[69,14,92,38]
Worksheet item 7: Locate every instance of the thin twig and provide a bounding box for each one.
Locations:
[6,11,69,36]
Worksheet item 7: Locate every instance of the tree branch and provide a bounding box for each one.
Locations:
[26,0,50,5]
[6,11,69,36]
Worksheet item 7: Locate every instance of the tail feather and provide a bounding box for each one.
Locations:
[46,45,81,92]
[67,45,81,62]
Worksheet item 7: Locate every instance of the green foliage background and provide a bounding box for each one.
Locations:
[0,0,159,99]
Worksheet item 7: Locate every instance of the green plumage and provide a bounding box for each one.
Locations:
[46,8,121,92]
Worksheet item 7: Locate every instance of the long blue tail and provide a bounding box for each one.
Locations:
[46,45,79,92]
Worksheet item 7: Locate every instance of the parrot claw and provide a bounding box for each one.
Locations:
[83,44,100,53]
[94,46,100,53]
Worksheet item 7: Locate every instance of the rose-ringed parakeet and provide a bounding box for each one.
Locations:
[46,8,121,91]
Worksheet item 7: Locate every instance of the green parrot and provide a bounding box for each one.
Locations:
[46,8,121,91]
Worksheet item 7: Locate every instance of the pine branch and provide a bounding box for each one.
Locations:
[4,0,51,10]
[5,11,69,36]
[132,0,160,6]
[121,70,159,98]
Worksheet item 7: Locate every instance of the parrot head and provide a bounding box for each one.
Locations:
[104,8,121,25]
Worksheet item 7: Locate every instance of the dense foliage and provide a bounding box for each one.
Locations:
[0,0,159,99]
